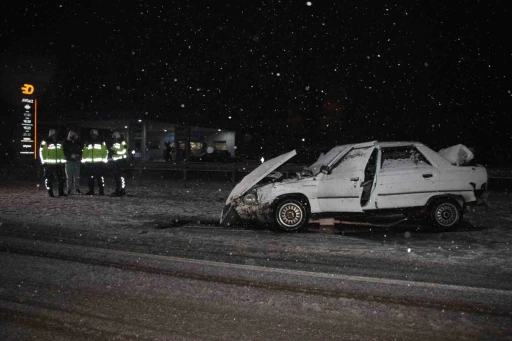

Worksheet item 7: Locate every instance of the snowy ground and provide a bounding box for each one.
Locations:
[0,176,511,279]
[0,177,229,229]
[1,177,511,339]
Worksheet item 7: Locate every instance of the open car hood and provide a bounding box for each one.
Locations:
[225,150,296,205]
[438,144,474,166]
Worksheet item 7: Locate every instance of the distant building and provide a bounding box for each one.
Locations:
[38,119,235,162]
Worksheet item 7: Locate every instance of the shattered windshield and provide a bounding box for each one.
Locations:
[306,144,351,175]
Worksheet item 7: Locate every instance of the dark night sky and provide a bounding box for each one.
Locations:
[0,0,510,162]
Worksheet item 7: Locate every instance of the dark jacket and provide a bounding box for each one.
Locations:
[63,132,83,162]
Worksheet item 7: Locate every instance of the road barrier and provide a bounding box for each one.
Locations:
[1,163,511,190]
[125,161,305,185]
[124,162,512,185]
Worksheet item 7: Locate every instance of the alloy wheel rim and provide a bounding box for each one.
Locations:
[279,203,303,228]
[435,203,458,227]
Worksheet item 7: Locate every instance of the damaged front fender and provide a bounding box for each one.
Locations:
[220,196,274,227]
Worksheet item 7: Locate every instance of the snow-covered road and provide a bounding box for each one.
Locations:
[1,236,510,340]
[0,178,511,288]
[1,179,511,339]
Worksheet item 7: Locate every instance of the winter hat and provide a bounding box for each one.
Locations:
[112,131,121,139]
[67,131,78,140]
[48,129,57,137]
[90,129,99,136]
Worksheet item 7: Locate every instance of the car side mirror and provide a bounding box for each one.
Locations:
[320,165,330,175]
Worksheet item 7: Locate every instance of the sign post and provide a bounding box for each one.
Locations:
[19,83,37,159]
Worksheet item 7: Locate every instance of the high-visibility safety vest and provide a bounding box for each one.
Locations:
[40,138,66,165]
[81,141,108,163]
[111,140,128,161]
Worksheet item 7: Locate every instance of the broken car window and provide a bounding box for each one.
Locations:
[380,146,432,170]
[331,147,373,174]
[307,144,351,175]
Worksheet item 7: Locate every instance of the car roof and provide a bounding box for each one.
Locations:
[332,141,423,149]
[374,141,423,148]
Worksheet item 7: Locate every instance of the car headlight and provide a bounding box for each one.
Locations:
[242,193,258,205]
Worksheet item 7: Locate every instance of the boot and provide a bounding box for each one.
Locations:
[85,187,94,195]
[48,190,55,198]
[59,190,68,197]
[99,188,105,196]
[109,189,121,197]
[76,189,82,194]
[120,189,126,196]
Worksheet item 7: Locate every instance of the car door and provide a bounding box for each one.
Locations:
[317,146,375,212]
[374,146,439,209]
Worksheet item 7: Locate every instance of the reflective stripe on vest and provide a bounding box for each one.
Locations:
[40,141,66,164]
[112,141,127,161]
[82,143,108,163]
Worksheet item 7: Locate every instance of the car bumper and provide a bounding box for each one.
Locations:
[220,199,273,226]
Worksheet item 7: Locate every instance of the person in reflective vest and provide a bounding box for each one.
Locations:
[39,129,67,197]
[82,129,108,195]
[109,131,127,197]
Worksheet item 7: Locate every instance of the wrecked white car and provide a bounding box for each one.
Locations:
[220,141,488,231]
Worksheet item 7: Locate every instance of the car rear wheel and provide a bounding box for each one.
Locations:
[430,198,463,229]
[275,199,309,232]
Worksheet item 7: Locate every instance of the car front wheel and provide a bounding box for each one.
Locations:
[430,198,463,229]
[274,199,309,232]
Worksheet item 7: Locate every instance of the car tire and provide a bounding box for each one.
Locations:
[274,198,309,232]
[430,198,463,229]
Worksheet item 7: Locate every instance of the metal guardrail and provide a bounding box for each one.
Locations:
[125,161,305,185]
[0,162,509,183]
[487,168,512,179]
[0,162,509,187]
[125,161,512,185]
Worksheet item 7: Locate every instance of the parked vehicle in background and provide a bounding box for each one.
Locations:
[220,141,488,231]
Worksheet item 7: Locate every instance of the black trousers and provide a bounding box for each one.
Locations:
[113,159,127,191]
[43,164,66,193]
[85,163,105,193]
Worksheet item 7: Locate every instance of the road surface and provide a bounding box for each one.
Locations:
[1,231,510,340]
